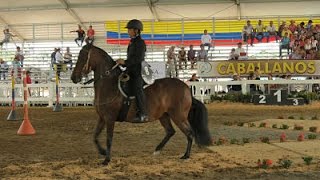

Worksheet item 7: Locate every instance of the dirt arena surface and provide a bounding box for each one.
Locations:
[1,103,320,179]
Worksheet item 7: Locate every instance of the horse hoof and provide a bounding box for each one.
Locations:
[180,155,189,159]
[99,149,106,156]
[153,151,161,156]
[102,160,110,165]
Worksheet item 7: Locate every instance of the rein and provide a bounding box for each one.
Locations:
[80,47,120,84]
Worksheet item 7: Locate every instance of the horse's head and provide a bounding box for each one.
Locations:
[71,45,117,84]
[71,45,96,83]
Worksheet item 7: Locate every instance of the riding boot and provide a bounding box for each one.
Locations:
[132,114,149,123]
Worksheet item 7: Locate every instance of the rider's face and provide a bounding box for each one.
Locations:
[128,29,135,38]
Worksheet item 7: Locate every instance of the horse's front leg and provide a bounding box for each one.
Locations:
[102,118,115,165]
[94,117,106,155]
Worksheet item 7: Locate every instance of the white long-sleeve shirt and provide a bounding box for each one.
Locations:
[201,34,212,44]
[55,52,63,63]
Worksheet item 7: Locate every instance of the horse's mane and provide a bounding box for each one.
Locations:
[81,44,116,66]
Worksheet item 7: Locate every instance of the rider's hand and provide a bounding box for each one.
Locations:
[116,59,125,65]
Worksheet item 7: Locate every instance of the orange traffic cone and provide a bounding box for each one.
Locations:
[17,118,35,135]
[17,70,36,135]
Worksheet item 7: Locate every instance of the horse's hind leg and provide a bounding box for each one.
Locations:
[170,114,193,159]
[154,113,175,155]
[94,117,106,156]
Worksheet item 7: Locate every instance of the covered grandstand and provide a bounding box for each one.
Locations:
[0,0,320,105]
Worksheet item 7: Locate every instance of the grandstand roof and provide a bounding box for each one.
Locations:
[0,0,319,41]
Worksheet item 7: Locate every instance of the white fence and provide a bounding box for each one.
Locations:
[0,79,319,106]
[187,79,320,102]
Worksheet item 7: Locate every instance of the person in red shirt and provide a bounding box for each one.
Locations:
[26,70,32,96]
[85,25,95,44]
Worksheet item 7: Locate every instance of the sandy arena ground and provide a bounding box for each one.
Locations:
[1,103,320,179]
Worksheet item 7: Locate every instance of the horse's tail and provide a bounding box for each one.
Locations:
[188,97,212,146]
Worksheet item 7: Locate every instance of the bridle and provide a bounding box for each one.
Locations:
[77,47,120,84]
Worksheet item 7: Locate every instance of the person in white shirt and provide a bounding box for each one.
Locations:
[201,29,212,51]
[266,21,278,43]
[235,42,246,59]
[242,20,254,46]
[55,48,63,79]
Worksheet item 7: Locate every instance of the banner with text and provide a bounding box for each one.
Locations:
[198,60,319,77]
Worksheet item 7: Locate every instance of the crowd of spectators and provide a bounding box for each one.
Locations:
[241,19,320,59]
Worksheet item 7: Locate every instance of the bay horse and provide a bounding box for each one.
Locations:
[71,45,211,165]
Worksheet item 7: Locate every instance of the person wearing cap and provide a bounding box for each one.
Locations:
[0,28,16,46]
[116,19,148,123]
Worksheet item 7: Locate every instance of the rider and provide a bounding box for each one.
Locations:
[116,19,148,123]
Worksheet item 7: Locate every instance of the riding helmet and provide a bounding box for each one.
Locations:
[125,19,143,31]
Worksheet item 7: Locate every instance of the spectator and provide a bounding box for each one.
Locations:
[70,25,85,47]
[14,46,24,67]
[242,20,254,46]
[189,73,199,82]
[197,44,208,61]
[0,28,15,46]
[306,49,316,59]
[85,25,95,44]
[307,20,313,31]
[26,70,32,96]
[178,46,187,69]
[229,48,237,60]
[201,29,212,51]
[187,45,196,69]
[51,48,57,69]
[255,20,265,43]
[55,48,63,79]
[280,32,290,57]
[0,58,8,80]
[304,38,312,54]
[278,21,286,38]
[235,42,246,59]
[63,47,73,70]
[288,20,297,34]
[266,21,278,43]
[166,46,176,77]
[311,36,318,51]
[228,73,242,93]
[281,26,292,38]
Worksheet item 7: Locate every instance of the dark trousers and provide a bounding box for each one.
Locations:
[128,75,147,116]
[75,37,84,46]
[243,33,254,45]
[279,44,290,57]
